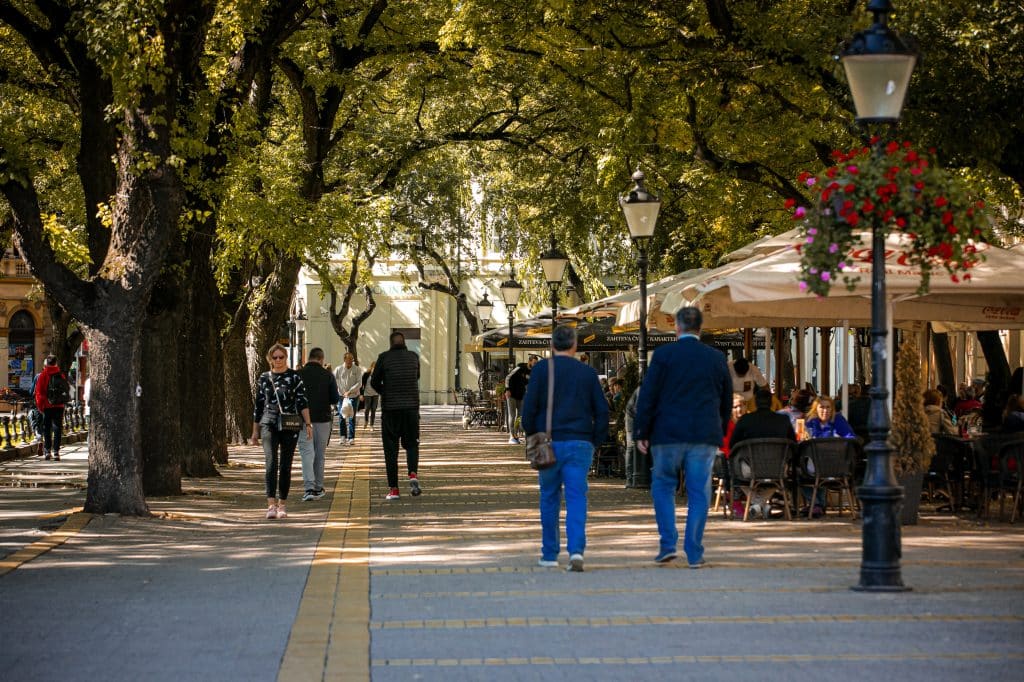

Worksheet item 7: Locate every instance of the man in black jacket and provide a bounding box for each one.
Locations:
[370,331,422,500]
[298,348,340,501]
[731,386,797,447]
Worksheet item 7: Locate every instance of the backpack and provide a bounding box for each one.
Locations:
[46,373,72,405]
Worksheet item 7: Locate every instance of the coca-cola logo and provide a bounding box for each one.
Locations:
[981,307,1022,320]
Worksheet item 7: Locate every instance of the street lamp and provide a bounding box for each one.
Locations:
[540,236,569,323]
[619,167,660,378]
[841,0,916,593]
[476,293,494,331]
[499,272,523,376]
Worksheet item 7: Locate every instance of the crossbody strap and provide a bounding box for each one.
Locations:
[271,372,295,415]
[545,351,555,437]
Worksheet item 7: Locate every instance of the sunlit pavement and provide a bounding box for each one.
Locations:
[1,407,1023,681]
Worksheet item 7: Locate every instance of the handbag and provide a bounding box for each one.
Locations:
[525,353,557,470]
[272,377,303,432]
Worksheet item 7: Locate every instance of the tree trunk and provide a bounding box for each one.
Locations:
[224,313,255,447]
[180,240,223,476]
[977,330,1011,428]
[84,325,149,515]
[931,331,956,410]
[248,256,301,387]
[140,265,185,496]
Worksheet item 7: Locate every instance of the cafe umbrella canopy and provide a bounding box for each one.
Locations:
[664,231,1024,331]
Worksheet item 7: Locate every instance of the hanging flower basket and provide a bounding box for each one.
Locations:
[787,140,992,297]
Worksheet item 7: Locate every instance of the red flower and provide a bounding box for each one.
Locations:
[896,217,907,228]
[886,141,900,154]
[935,196,949,208]
[797,171,811,184]
[826,167,837,178]
[947,225,958,235]
[941,211,953,224]
[846,212,860,226]
[862,200,875,212]
[784,198,797,209]
[844,183,856,194]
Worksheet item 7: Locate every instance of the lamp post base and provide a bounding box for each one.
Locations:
[852,483,911,592]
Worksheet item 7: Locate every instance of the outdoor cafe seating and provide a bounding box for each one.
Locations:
[796,437,861,519]
[928,431,1024,522]
[728,438,795,521]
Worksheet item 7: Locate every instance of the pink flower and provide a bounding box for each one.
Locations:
[806,236,814,244]
[794,206,806,218]
[846,165,859,174]
[807,227,817,235]
[821,272,831,281]
[806,177,817,187]
[798,281,808,292]
[828,243,839,254]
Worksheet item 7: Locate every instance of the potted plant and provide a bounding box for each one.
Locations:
[786,140,992,297]
[890,336,935,525]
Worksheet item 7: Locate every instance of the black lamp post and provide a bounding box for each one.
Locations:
[540,236,569,324]
[841,0,916,593]
[499,271,523,374]
[619,168,661,378]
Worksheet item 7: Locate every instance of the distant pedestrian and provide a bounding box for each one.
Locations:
[334,352,362,445]
[297,347,340,502]
[370,331,422,500]
[252,344,311,520]
[522,326,608,572]
[504,356,536,444]
[634,307,732,569]
[361,362,379,431]
[33,356,71,462]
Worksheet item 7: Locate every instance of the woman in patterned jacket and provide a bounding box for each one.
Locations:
[252,343,311,519]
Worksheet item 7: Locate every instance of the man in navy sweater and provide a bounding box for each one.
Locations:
[634,307,732,568]
[522,325,608,572]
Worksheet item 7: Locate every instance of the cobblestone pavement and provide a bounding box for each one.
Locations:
[1,407,1022,681]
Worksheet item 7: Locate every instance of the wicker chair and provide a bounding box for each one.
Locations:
[728,438,796,521]
[930,434,973,512]
[797,438,860,519]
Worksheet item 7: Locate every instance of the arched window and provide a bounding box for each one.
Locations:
[7,310,36,390]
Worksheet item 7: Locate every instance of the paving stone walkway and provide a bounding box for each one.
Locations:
[1,407,1022,681]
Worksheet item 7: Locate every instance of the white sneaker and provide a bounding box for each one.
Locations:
[508,437,521,445]
[347,439,354,445]
[537,558,558,568]
[567,553,584,572]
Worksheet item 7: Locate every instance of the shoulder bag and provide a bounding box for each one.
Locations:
[525,355,557,470]
[273,374,303,432]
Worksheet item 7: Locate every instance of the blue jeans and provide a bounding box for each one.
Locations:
[538,440,593,561]
[340,398,358,440]
[651,442,718,565]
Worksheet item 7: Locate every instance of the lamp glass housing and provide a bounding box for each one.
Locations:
[476,295,494,325]
[841,53,916,123]
[540,249,569,285]
[499,279,523,307]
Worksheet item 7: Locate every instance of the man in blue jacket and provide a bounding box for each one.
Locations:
[522,325,608,573]
[634,307,732,568]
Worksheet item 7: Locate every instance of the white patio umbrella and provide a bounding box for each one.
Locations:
[679,231,1024,330]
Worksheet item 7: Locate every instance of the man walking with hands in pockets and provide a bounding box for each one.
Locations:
[634,307,732,569]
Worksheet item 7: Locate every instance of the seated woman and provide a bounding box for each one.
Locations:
[1003,394,1024,433]
[721,393,747,458]
[923,388,957,435]
[805,395,856,439]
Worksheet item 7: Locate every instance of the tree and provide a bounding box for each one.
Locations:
[0,1,309,513]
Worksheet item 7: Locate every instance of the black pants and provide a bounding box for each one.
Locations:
[381,408,419,488]
[261,424,299,500]
[363,395,379,426]
[42,407,64,454]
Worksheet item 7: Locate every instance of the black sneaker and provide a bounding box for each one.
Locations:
[301,490,315,502]
[409,477,421,497]
[313,488,326,499]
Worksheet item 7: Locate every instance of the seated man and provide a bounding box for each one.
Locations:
[732,387,796,448]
